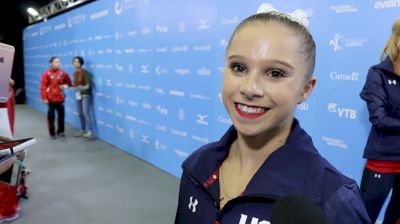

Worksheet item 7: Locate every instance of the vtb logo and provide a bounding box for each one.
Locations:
[327,103,357,119]
[239,214,270,224]
[188,196,198,213]
[388,79,397,85]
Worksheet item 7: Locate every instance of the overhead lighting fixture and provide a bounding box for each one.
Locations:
[27,7,39,17]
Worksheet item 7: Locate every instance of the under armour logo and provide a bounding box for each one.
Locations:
[239,214,270,224]
[388,79,397,85]
[188,196,198,213]
[374,173,382,179]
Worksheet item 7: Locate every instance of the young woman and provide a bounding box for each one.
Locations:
[359,18,400,224]
[175,12,370,224]
[72,56,93,139]
[40,57,71,139]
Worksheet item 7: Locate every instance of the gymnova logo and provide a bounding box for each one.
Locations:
[322,136,348,149]
[330,71,359,81]
[329,4,358,13]
[329,33,367,52]
[374,0,400,9]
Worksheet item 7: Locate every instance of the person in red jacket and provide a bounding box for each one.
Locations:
[40,57,71,139]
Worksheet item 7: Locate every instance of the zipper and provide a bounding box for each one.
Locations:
[182,168,278,222]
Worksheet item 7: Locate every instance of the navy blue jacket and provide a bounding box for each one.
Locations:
[175,119,371,224]
[360,58,400,161]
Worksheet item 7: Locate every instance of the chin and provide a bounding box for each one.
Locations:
[233,122,271,138]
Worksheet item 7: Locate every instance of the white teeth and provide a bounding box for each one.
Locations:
[237,104,266,114]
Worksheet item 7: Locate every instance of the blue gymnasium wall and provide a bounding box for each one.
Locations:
[23,1,399,220]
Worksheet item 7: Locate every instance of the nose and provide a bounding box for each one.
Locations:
[239,73,263,99]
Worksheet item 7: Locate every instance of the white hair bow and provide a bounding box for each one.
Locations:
[257,3,311,28]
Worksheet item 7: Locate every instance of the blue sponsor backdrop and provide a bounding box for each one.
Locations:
[23,1,399,221]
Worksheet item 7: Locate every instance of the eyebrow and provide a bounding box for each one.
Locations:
[227,55,295,70]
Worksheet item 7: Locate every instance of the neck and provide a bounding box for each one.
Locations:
[231,117,294,172]
[50,67,59,71]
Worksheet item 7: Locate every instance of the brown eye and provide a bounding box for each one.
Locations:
[266,69,286,79]
[230,63,247,74]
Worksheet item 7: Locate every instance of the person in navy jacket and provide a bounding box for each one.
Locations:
[175,12,370,224]
[359,18,400,224]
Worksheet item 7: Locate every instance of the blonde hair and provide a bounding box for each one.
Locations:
[381,18,400,62]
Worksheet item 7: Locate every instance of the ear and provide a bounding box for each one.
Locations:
[298,76,316,104]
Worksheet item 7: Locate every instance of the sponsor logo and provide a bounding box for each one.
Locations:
[141,65,150,74]
[154,140,167,150]
[374,0,400,9]
[137,48,152,53]
[115,64,124,72]
[141,27,151,34]
[155,124,167,132]
[169,90,185,97]
[330,71,359,81]
[141,135,150,144]
[239,214,270,224]
[106,79,113,87]
[128,101,139,107]
[192,135,209,144]
[125,83,136,89]
[190,93,212,100]
[388,79,397,85]
[67,14,86,28]
[127,30,137,37]
[329,4,358,13]
[297,102,309,111]
[156,25,168,33]
[329,34,343,52]
[155,46,168,53]
[115,96,124,104]
[196,114,208,125]
[217,116,232,125]
[142,102,152,110]
[193,44,212,51]
[39,26,52,36]
[114,0,123,15]
[90,10,109,20]
[188,197,198,213]
[155,88,166,94]
[221,16,239,25]
[116,125,124,134]
[155,65,167,75]
[330,33,367,52]
[327,103,357,119]
[171,128,188,137]
[125,48,135,54]
[125,115,137,122]
[174,149,189,158]
[198,18,211,30]
[197,67,211,76]
[138,85,150,91]
[54,23,66,30]
[322,136,348,149]
[171,45,188,52]
[175,68,190,76]
[156,105,168,115]
[115,31,124,40]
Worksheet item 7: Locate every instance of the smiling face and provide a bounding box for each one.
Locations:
[222,22,315,137]
[51,58,61,70]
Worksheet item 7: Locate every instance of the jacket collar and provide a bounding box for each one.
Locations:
[373,57,394,74]
[182,118,324,203]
